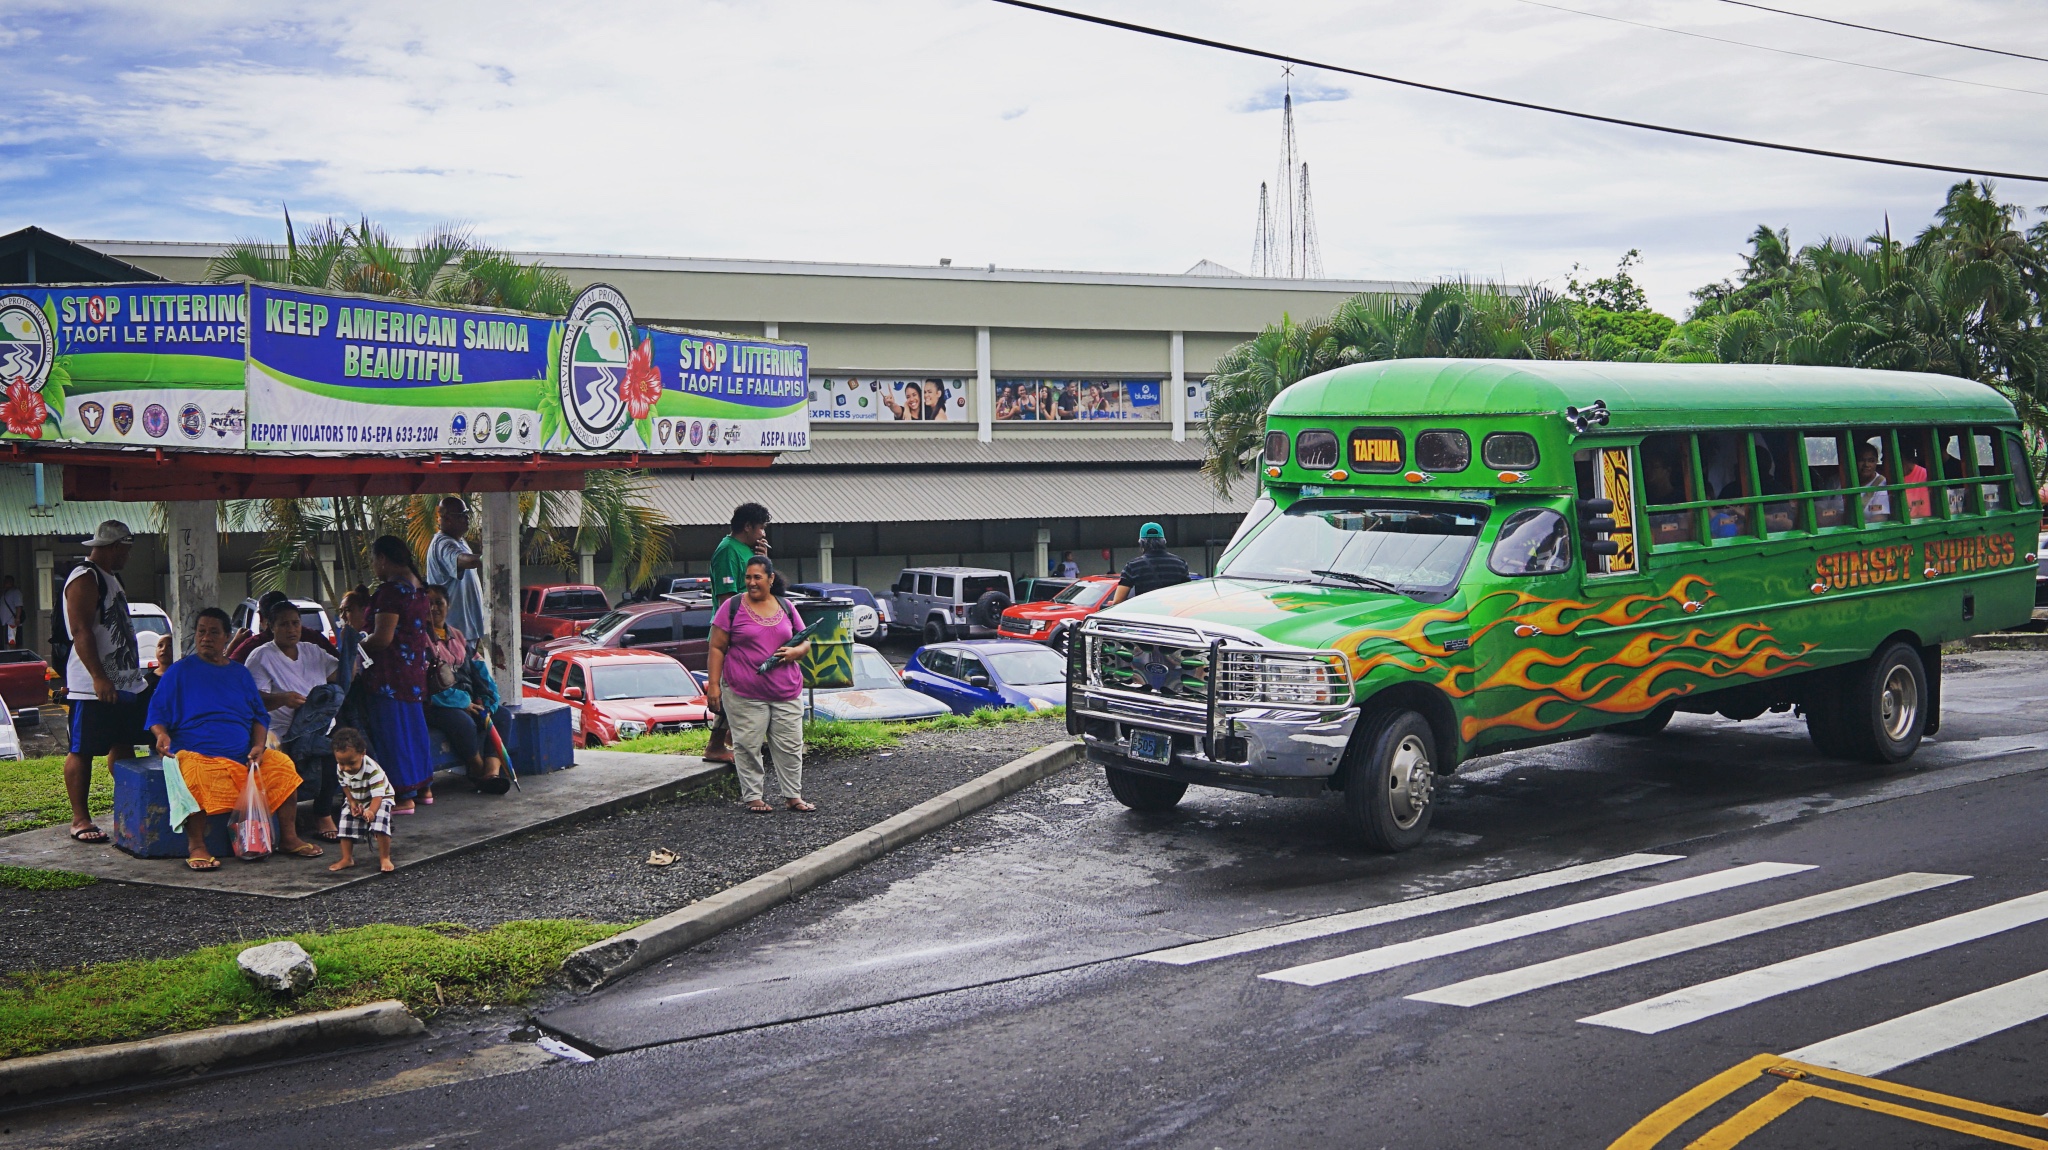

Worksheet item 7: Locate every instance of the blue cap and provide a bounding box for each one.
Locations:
[1139,522,1165,540]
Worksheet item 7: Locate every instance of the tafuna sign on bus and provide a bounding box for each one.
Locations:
[0,284,247,446]
[242,283,808,454]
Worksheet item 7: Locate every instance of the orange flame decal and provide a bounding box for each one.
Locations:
[1461,696,1574,741]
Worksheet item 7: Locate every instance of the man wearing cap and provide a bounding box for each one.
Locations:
[62,520,148,845]
[1108,522,1192,606]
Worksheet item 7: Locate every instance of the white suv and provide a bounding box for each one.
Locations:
[885,567,1015,644]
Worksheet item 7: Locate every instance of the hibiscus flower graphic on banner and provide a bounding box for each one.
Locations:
[623,336,661,421]
[2,377,48,439]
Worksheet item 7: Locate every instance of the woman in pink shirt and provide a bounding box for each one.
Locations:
[705,555,814,813]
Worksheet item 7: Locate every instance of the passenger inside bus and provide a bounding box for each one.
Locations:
[1856,439,1893,522]
[1898,433,1933,519]
[1640,434,1696,544]
[1701,432,1752,538]
[1754,436,1799,532]
[1808,433,1850,527]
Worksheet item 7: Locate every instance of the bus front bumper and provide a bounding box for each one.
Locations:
[1075,699,1359,796]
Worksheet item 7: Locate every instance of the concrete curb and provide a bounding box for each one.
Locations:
[0,999,423,1101]
[562,738,1083,990]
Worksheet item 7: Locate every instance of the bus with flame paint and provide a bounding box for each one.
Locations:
[1067,359,2038,851]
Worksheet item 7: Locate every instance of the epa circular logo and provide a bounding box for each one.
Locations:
[177,403,204,439]
[494,412,513,443]
[451,412,467,439]
[0,294,55,395]
[473,412,490,444]
[557,284,636,450]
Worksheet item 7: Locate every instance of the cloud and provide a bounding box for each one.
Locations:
[1238,77,1351,112]
[1000,106,1028,120]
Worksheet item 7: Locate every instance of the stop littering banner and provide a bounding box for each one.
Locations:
[0,284,248,447]
[240,283,808,455]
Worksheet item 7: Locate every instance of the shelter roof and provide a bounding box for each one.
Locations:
[0,227,165,284]
[1271,359,2016,429]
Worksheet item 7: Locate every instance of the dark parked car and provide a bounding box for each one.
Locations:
[901,640,1069,715]
[789,582,883,640]
[523,599,714,676]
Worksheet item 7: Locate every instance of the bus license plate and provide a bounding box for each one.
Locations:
[1129,729,1172,765]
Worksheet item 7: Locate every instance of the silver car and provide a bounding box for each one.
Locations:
[806,646,950,722]
[885,566,1015,644]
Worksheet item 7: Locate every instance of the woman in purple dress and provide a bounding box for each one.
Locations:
[360,535,434,813]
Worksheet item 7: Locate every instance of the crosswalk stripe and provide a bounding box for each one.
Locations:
[1261,861,1815,988]
[1582,889,2048,1035]
[1136,853,1683,966]
[1408,872,1969,1007]
[1783,968,2048,1076]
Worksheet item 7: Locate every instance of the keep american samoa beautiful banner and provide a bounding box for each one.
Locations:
[245,284,809,454]
[0,283,247,447]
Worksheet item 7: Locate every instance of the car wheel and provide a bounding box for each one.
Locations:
[923,618,948,645]
[1345,710,1437,853]
[1105,765,1186,811]
[1811,642,1926,764]
[1048,624,1071,656]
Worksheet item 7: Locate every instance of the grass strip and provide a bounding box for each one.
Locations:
[0,865,95,891]
[0,755,105,835]
[0,919,627,1059]
[612,706,1065,759]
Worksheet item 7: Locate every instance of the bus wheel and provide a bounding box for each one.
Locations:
[1814,642,1927,764]
[1609,703,1674,737]
[1346,710,1437,853]
[1105,765,1186,811]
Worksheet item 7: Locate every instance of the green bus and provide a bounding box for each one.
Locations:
[1069,359,2039,851]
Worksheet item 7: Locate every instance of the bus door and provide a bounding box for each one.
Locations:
[1467,493,1588,746]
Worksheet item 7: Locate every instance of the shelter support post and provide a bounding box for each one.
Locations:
[818,532,834,585]
[315,544,337,603]
[577,544,595,588]
[165,502,218,660]
[1170,331,1186,443]
[482,491,523,706]
[32,548,51,661]
[1034,527,1050,581]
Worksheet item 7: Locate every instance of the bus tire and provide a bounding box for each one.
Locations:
[1609,703,1675,737]
[1105,765,1186,812]
[1833,641,1928,764]
[1346,710,1437,853]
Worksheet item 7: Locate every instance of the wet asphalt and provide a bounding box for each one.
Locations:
[10,653,2048,1149]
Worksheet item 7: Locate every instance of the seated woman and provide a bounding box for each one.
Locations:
[146,607,321,869]
[422,585,508,793]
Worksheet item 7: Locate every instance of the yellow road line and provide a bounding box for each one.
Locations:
[1605,1055,1779,1149]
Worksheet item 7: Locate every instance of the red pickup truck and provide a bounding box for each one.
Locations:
[520,584,611,651]
[0,650,53,717]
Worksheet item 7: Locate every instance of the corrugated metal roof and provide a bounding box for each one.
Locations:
[0,466,146,537]
[648,465,1253,527]
[783,435,1210,468]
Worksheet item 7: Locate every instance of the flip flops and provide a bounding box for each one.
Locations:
[69,825,109,843]
[185,856,221,871]
[645,848,679,867]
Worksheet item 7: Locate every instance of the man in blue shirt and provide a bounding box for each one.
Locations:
[426,497,486,643]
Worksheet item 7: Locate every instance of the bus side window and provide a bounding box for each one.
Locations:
[1939,426,1974,516]
[2006,432,2038,509]
[1896,427,1937,520]
[1852,429,1893,524]
[1979,427,2013,512]
[1487,509,1573,576]
[1640,433,1696,546]
[1753,431,1801,533]
[1807,432,1850,528]
[1700,432,1752,539]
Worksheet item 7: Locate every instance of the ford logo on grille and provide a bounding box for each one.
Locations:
[1141,660,1173,690]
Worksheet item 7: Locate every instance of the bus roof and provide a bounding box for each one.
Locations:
[1269,359,2015,430]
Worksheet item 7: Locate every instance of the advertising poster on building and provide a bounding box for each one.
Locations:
[1187,376,1210,424]
[995,379,1161,421]
[638,325,809,451]
[246,284,810,454]
[809,377,969,422]
[0,283,247,446]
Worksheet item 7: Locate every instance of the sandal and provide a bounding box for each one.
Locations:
[283,843,324,858]
[745,800,773,813]
[186,855,221,871]
[69,825,109,843]
[785,799,818,813]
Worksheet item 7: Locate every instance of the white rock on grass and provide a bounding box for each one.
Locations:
[237,940,318,994]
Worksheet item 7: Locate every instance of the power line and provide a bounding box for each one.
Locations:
[1511,0,2048,99]
[985,0,2048,183]
[1710,0,2048,66]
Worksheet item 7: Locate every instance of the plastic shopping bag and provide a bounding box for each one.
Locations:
[230,762,275,861]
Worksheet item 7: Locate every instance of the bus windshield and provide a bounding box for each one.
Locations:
[1217,499,1485,600]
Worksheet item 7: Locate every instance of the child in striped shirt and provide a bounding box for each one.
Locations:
[327,727,396,874]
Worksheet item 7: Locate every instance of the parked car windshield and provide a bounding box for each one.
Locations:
[1216,499,1485,601]
[129,613,170,637]
[849,649,903,690]
[581,610,633,641]
[548,589,610,618]
[592,661,701,701]
[961,576,1009,601]
[1053,580,1114,608]
[986,648,1067,686]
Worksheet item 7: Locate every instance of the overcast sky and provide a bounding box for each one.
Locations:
[2,0,2044,315]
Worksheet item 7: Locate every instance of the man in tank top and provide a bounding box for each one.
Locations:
[62,520,147,845]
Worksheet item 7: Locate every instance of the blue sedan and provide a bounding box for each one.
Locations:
[902,640,1069,715]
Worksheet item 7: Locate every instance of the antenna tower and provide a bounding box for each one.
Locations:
[1250,67,1324,278]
